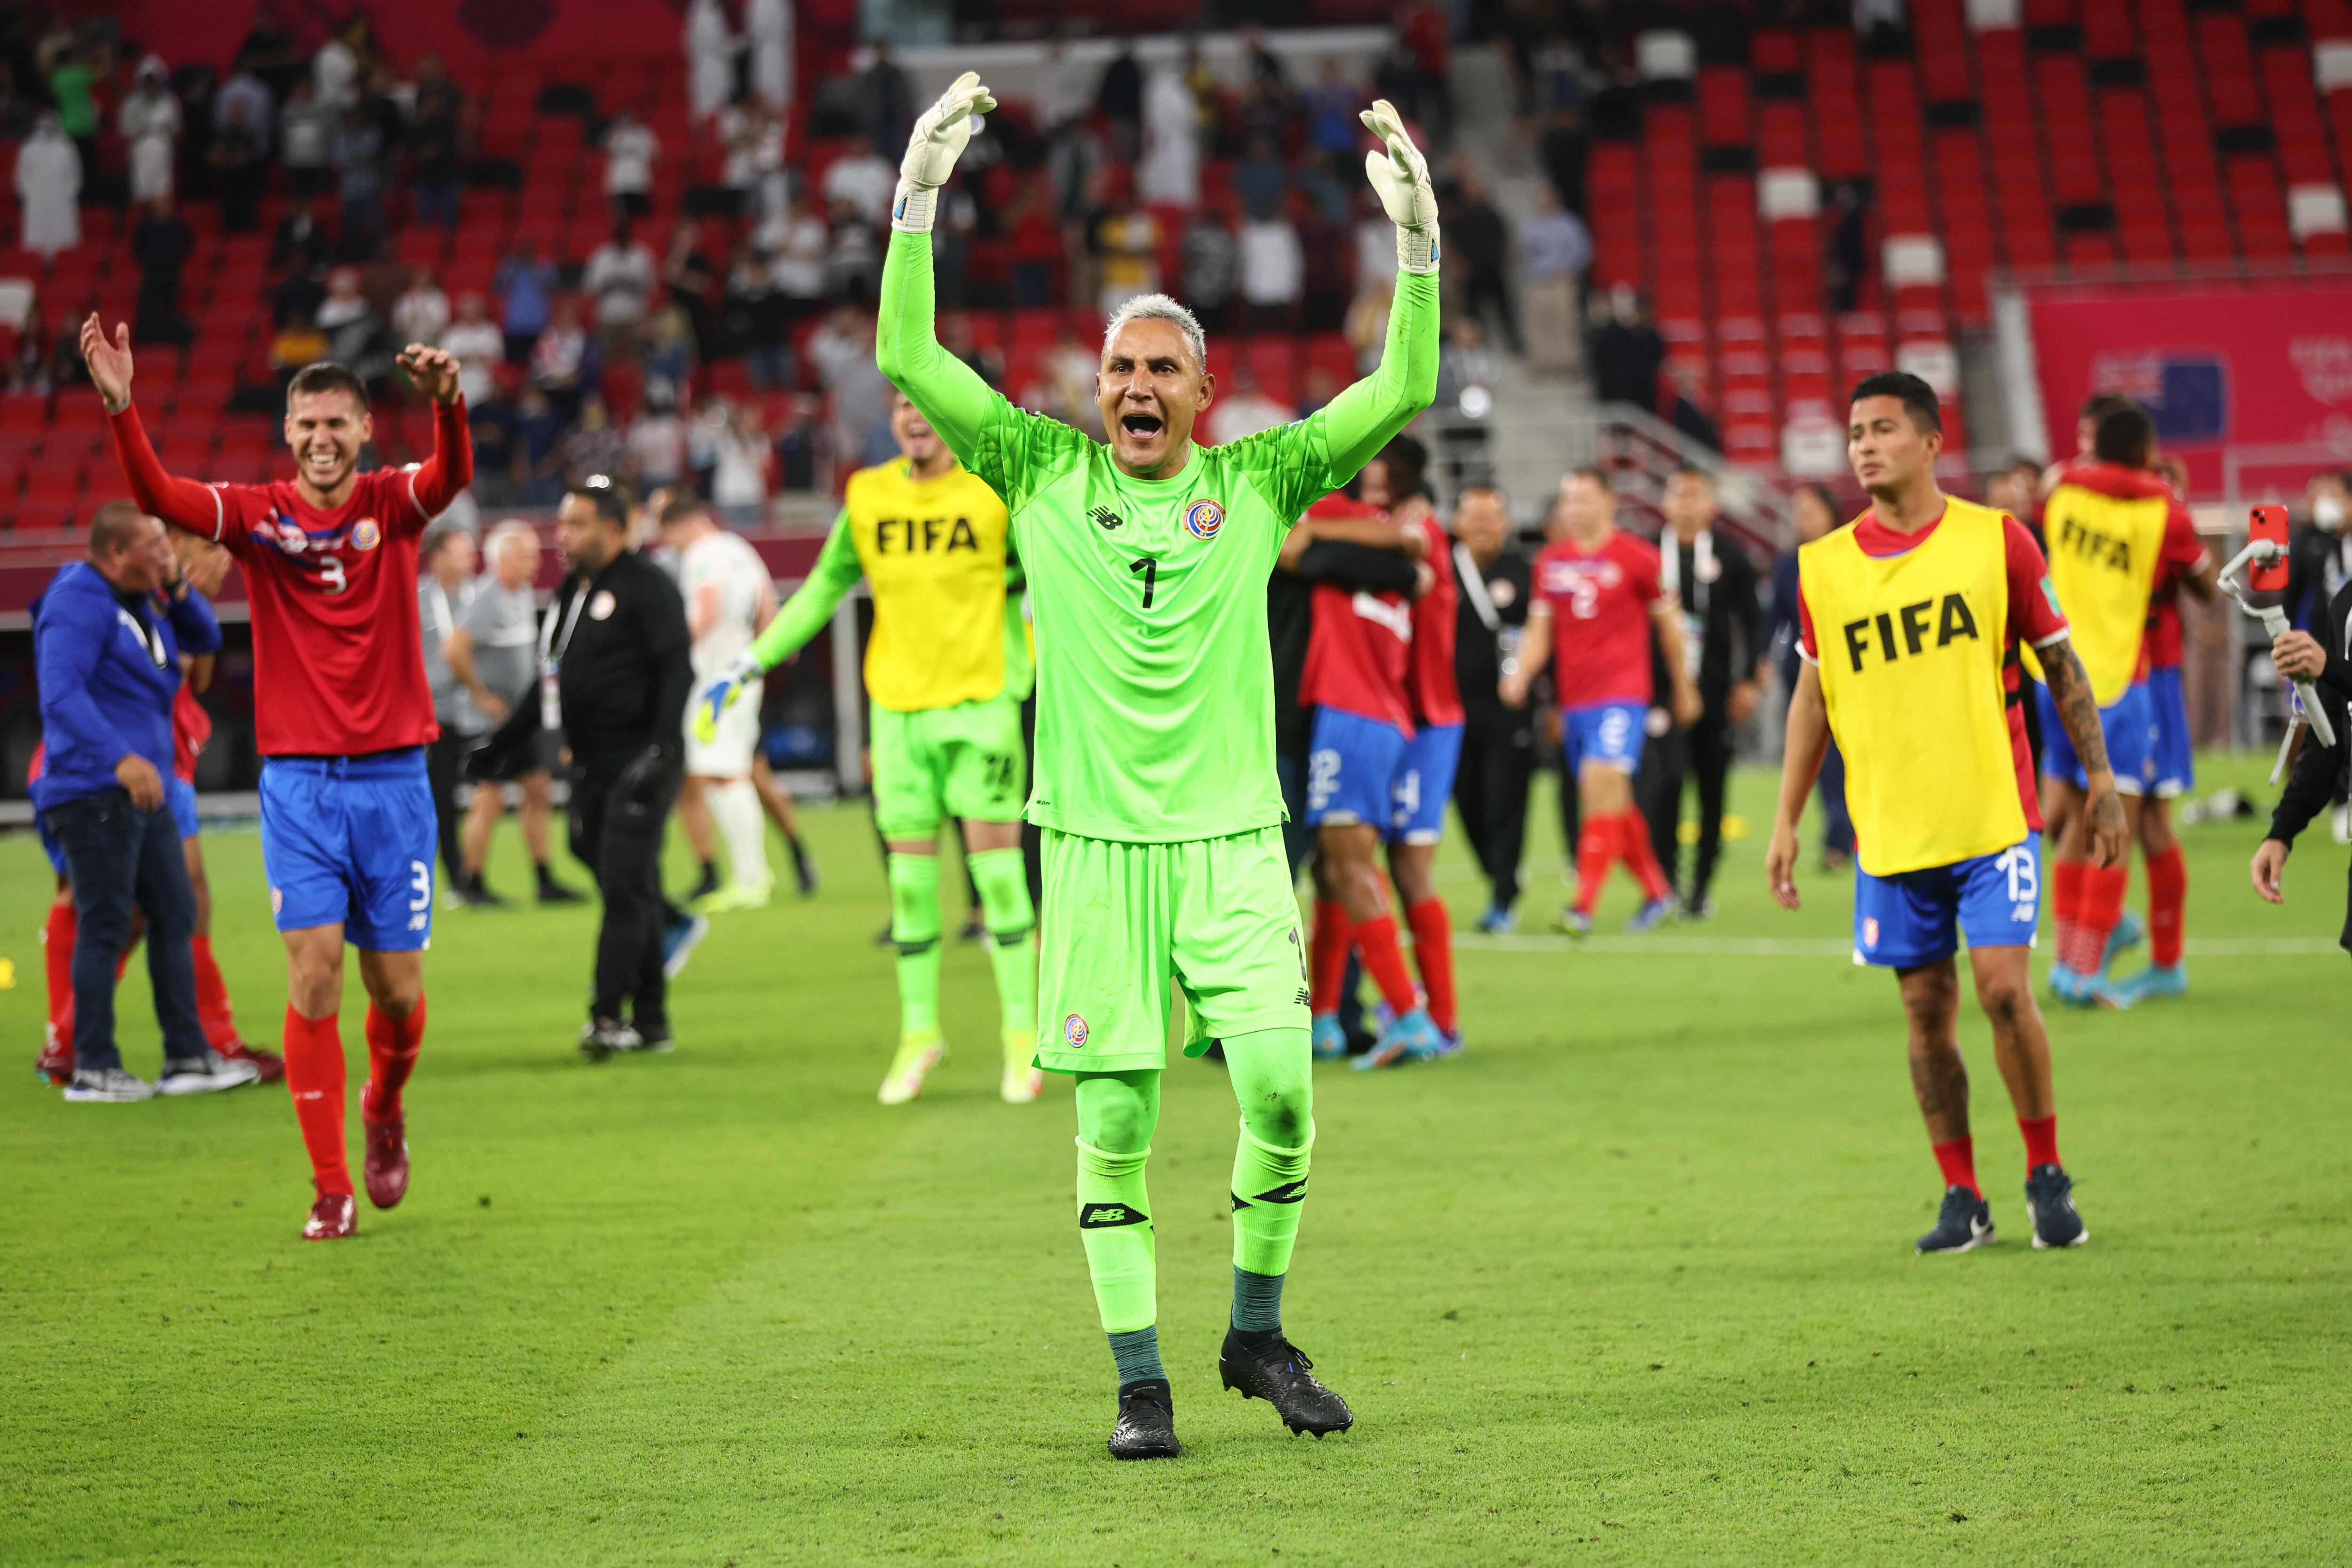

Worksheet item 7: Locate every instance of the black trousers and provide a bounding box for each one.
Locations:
[1454,708,1536,911]
[1641,717,1735,904]
[570,763,683,1031]
[425,729,479,893]
[42,789,207,1074]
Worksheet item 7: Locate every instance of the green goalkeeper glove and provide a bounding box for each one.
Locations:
[1359,98,1439,275]
[892,70,997,235]
[694,652,763,744]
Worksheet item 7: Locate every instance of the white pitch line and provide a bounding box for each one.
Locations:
[1454,933,2344,958]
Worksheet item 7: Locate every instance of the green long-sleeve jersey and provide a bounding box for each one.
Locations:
[876,229,1438,843]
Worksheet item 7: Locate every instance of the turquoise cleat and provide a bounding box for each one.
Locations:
[1355,1006,1439,1070]
[2117,962,2187,1003]
[1311,1012,1348,1061]
[2098,907,2144,974]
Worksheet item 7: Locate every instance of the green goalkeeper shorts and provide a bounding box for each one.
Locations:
[1034,825,1310,1074]
[870,692,1027,840]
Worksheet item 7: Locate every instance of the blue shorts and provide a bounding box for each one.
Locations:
[1854,833,2042,968]
[2145,665,2192,797]
[168,777,199,841]
[1389,721,1464,844]
[1305,707,1409,829]
[1562,701,1645,778]
[2038,681,2153,796]
[258,749,437,950]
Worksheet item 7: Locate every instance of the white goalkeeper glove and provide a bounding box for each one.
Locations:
[1359,98,1440,274]
[694,652,763,744]
[892,70,997,235]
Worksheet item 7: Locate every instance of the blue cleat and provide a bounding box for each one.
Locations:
[1623,896,1675,934]
[2117,962,2187,1003]
[2099,907,2144,973]
[2053,965,2132,1010]
[1354,1006,1439,1069]
[1311,1012,1348,1061]
[1409,1025,1463,1062]
[661,912,710,980]
[1476,904,1517,935]
[1554,907,1593,937]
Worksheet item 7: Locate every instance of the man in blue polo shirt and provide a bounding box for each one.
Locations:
[33,501,262,1103]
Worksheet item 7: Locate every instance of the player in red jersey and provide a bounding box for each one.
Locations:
[84,314,471,1242]
[1499,468,1700,934]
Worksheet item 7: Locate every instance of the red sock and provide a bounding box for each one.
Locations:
[362,996,426,1122]
[190,935,238,1051]
[2144,844,2186,968]
[1405,897,1456,1035]
[1571,817,1618,916]
[1932,1135,1979,1197]
[2018,1114,2060,1170]
[1309,899,1350,1014]
[1616,808,1672,902]
[1351,913,1421,1015]
[2050,860,2084,971]
[282,1007,351,1197]
[42,901,75,1042]
[2068,864,2129,974]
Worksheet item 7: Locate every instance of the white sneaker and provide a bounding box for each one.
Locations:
[1000,1029,1043,1103]
[64,1067,156,1103]
[156,1051,264,1096]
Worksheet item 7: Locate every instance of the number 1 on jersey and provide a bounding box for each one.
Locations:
[1129,555,1157,609]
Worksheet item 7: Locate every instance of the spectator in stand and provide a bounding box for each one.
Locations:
[217,56,273,159]
[638,303,699,402]
[530,298,594,420]
[628,384,691,492]
[1443,165,1520,353]
[468,382,520,503]
[805,303,890,473]
[857,40,914,151]
[49,48,99,176]
[1303,60,1363,159]
[824,135,897,231]
[1237,204,1303,334]
[271,195,330,273]
[663,220,722,355]
[1018,320,1104,438]
[1437,316,1498,409]
[749,0,794,111]
[1589,284,1666,408]
[121,59,182,207]
[1539,105,1588,217]
[710,402,772,527]
[1181,204,1239,333]
[1233,134,1291,226]
[172,65,219,199]
[824,196,881,303]
[1005,173,1063,309]
[210,98,267,232]
[1206,366,1294,445]
[685,0,739,120]
[1517,183,1590,373]
[716,98,784,220]
[516,386,567,504]
[16,113,80,260]
[332,104,386,259]
[316,16,374,110]
[940,311,1005,389]
[583,222,659,352]
[314,265,383,378]
[279,77,333,199]
[560,394,628,489]
[495,240,559,364]
[1099,38,1145,161]
[729,251,794,390]
[1346,276,1392,376]
[238,4,303,99]
[131,197,194,347]
[392,267,451,347]
[441,292,504,406]
[1827,180,1867,314]
[1094,199,1163,314]
[764,196,831,322]
[602,109,660,222]
[408,59,465,230]
[1666,364,1720,453]
[1138,61,1200,208]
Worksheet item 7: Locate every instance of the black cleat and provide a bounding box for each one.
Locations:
[1219,1327,1354,1437]
[2025,1163,2089,1249]
[1916,1185,1997,1254]
[790,840,820,896]
[1108,1379,1181,1460]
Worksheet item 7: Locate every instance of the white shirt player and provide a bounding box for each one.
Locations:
[679,527,773,677]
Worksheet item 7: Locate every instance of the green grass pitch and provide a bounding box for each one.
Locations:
[2,758,2347,1565]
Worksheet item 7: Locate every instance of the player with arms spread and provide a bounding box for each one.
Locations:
[876,74,1438,1459]
[1767,373,2121,1256]
[85,314,471,1242]
[699,391,1043,1106]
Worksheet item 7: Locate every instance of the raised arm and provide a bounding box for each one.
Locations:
[875,72,1004,464]
[1312,102,1441,487]
[396,344,474,518]
[87,315,244,541]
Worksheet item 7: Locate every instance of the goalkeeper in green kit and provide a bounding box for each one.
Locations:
[878,72,1438,1459]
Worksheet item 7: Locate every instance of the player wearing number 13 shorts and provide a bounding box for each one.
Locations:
[92,318,473,1245]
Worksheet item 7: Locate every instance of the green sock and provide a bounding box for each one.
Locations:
[1074,1070,1161,1340]
[1225,1027,1314,1279]
[967,846,1036,1042]
[887,852,942,1037]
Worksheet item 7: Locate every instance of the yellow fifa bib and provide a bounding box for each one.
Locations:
[2041,480,2169,705]
[1803,499,2028,876]
[843,459,1014,712]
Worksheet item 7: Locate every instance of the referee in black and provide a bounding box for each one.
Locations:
[549,478,696,1059]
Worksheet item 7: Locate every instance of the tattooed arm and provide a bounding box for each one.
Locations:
[2040,639,2126,866]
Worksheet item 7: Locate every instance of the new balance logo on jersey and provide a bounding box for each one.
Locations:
[1838,594,1981,673]
[1079,1202,1148,1229]
[873,516,980,553]
[1091,506,1124,532]
[2053,514,2134,573]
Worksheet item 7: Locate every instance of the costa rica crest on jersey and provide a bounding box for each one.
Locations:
[1065,1013,1089,1048]
[1183,499,1224,541]
[350,518,381,551]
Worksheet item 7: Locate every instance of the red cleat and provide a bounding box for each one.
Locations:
[219,1041,286,1085]
[362,1112,409,1210]
[36,1029,74,1087]
[302,1187,357,1241]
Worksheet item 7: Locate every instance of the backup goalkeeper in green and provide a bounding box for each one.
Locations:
[700,392,1042,1107]
[872,73,1439,1459]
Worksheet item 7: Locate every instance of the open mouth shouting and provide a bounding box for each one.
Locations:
[1119,411,1165,440]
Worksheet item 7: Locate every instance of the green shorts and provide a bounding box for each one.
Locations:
[870,692,1027,840]
[1034,825,1310,1074]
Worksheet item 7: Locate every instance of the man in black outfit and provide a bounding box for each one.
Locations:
[1640,466,1764,918]
[1447,487,1536,933]
[549,480,697,1059]
[2253,578,2352,955]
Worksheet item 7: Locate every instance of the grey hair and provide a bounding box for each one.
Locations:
[485,519,538,561]
[1103,293,1209,373]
